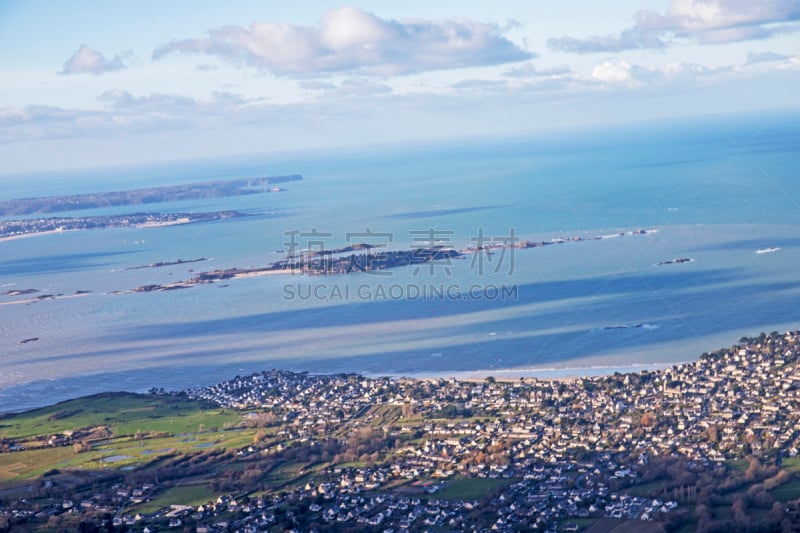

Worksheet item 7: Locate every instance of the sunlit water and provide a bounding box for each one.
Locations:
[2,113,799,411]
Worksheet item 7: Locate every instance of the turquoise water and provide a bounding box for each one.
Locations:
[1,112,799,411]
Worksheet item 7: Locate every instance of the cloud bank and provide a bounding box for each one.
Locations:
[153,7,532,76]
[549,0,800,53]
[60,44,129,75]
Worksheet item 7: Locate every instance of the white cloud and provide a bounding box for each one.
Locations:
[592,61,663,87]
[662,62,713,78]
[549,0,800,53]
[775,54,800,70]
[60,44,130,75]
[2,50,793,149]
[589,59,731,88]
[503,62,572,78]
[153,6,532,76]
[0,91,252,144]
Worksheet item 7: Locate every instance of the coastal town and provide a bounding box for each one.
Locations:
[1,331,799,531]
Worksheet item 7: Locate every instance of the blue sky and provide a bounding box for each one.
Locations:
[1,1,798,174]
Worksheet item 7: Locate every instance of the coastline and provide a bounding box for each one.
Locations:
[0,218,201,241]
[0,229,76,242]
[372,360,692,383]
[1,328,793,415]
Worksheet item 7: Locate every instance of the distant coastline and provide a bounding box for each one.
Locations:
[0,210,251,241]
[0,174,301,216]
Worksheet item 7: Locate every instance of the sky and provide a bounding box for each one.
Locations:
[0,0,799,174]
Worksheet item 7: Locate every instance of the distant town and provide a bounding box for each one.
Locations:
[1,331,799,531]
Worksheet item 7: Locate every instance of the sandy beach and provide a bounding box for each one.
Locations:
[0,229,77,242]
[135,218,192,228]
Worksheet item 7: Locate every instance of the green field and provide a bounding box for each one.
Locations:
[770,478,800,502]
[132,483,216,515]
[727,459,749,472]
[557,518,596,531]
[584,518,665,533]
[627,480,668,498]
[0,392,249,482]
[782,457,800,472]
[0,392,237,439]
[435,476,514,501]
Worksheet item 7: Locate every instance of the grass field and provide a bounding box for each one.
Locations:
[435,476,514,501]
[0,392,238,439]
[727,459,749,472]
[584,517,665,533]
[0,392,253,482]
[782,457,800,472]
[626,480,667,498]
[769,478,800,502]
[557,518,596,531]
[132,483,216,515]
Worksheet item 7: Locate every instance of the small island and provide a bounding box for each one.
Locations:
[2,288,39,297]
[130,245,462,292]
[657,257,693,265]
[127,229,653,293]
[124,258,208,271]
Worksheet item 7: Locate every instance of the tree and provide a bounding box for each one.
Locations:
[253,430,268,445]
[770,501,785,522]
[731,494,748,524]
[695,503,711,522]
[745,456,763,482]
[640,412,656,428]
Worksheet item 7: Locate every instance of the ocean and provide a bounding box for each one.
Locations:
[1,111,799,412]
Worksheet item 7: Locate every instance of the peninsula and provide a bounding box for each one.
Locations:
[0,174,301,216]
[0,210,249,240]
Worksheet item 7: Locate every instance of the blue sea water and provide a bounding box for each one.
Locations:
[1,111,799,411]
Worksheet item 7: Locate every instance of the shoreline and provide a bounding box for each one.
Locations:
[0,210,249,241]
[0,327,794,414]
[369,360,691,383]
[0,364,677,413]
[0,229,77,242]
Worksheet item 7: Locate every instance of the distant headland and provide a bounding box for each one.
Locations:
[0,210,250,241]
[0,174,302,216]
